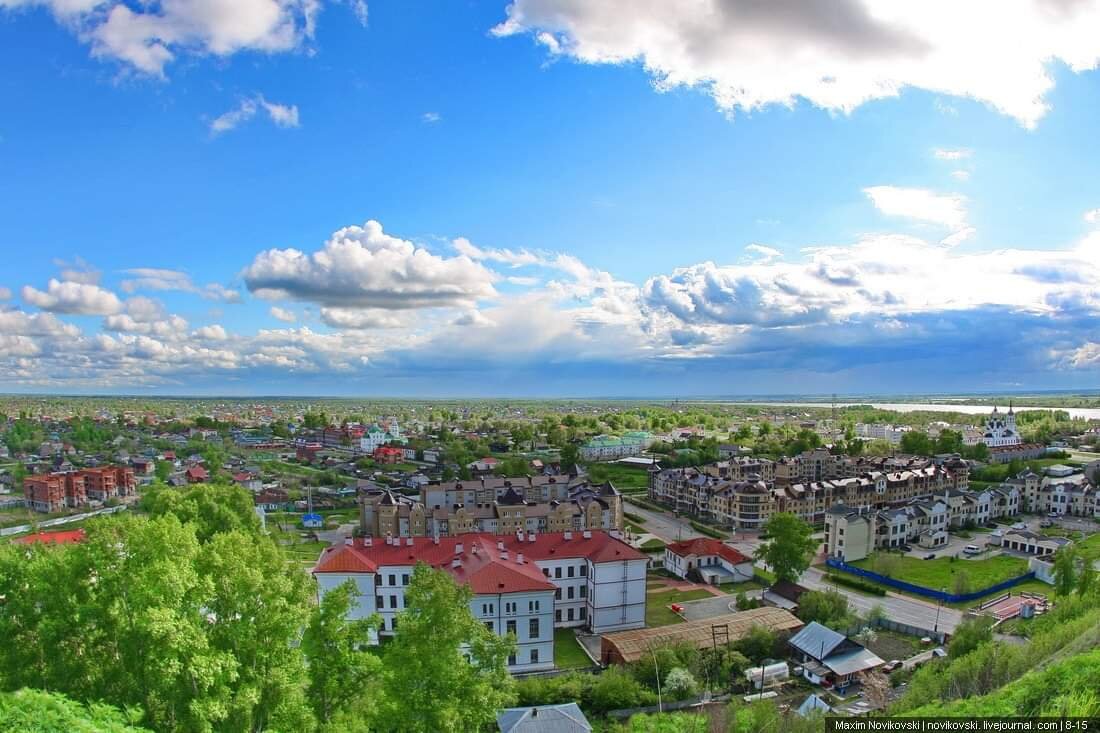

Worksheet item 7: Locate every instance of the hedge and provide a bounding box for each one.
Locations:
[689,521,726,539]
[824,573,887,596]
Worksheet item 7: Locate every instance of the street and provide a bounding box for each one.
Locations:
[800,567,962,633]
[624,497,707,542]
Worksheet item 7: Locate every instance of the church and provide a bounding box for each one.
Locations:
[983,404,1022,448]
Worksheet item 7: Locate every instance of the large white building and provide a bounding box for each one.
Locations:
[983,405,1022,448]
[313,529,647,673]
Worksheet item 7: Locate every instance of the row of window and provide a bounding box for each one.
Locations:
[379,573,410,587]
[554,585,586,600]
[542,564,587,579]
[483,600,542,616]
[490,618,541,639]
[507,648,540,666]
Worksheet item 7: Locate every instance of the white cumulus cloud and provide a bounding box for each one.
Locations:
[210,95,300,135]
[22,278,123,315]
[492,0,1100,128]
[863,185,970,242]
[269,306,297,323]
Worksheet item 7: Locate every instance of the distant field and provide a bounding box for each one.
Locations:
[852,552,1029,592]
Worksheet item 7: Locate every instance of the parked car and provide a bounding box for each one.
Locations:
[923,553,937,560]
[1011,522,1027,530]
[963,544,981,555]
[883,660,904,673]
[1047,511,1060,518]
[1040,519,1053,528]
[899,544,912,552]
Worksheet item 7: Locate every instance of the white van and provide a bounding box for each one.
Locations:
[963,544,981,555]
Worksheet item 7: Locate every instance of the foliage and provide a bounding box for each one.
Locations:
[823,573,886,595]
[796,589,853,629]
[663,668,697,700]
[733,625,784,665]
[948,616,994,658]
[301,580,382,728]
[1053,546,1078,596]
[516,668,657,716]
[371,564,516,733]
[0,688,151,733]
[141,482,262,542]
[755,513,816,583]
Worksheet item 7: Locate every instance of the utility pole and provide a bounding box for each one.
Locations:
[933,587,945,635]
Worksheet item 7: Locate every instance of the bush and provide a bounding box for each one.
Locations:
[515,669,657,716]
[825,573,887,596]
[664,668,698,700]
[689,521,725,539]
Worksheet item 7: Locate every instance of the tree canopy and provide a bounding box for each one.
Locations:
[755,513,817,583]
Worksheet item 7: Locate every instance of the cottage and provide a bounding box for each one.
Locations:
[788,622,884,691]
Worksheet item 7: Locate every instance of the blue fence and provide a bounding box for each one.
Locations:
[825,558,1036,604]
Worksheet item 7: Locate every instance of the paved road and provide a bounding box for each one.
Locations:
[624,498,706,542]
[800,567,962,633]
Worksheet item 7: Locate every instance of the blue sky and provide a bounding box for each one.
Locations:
[1,0,1100,396]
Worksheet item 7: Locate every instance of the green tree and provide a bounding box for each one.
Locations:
[195,531,314,732]
[733,625,781,664]
[559,443,580,469]
[154,459,173,482]
[0,688,151,733]
[948,616,993,658]
[302,580,382,727]
[796,589,851,628]
[142,482,261,542]
[1078,565,1097,597]
[371,564,516,733]
[755,512,817,583]
[1053,546,1079,597]
[899,431,934,456]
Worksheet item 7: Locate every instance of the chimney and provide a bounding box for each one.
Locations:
[531,708,538,718]
[528,533,535,543]
[455,542,464,555]
[583,530,592,539]
[517,529,525,542]
[385,535,393,545]
[406,537,414,546]
[364,536,373,547]
[433,535,440,545]
[564,531,573,540]
[451,558,461,568]
[497,541,505,551]
[344,536,353,546]
[501,549,509,560]
[517,553,524,564]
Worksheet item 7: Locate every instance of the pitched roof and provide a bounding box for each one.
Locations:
[13,528,86,545]
[314,530,644,592]
[789,621,848,660]
[666,537,750,566]
[497,703,592,733]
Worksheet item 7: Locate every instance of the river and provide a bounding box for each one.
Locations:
[720,401,1100,420]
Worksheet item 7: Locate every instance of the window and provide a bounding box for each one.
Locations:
[567,607,574,621]
[555,609,562,622]
[375,595,383,609]
[529,618,539,639]
[402,574,409,586]
[390,595,397,609]
[530,648,539,664]
[579,607,586,620]
[485,621,494,632]
[388,574,396,586]
[508,653,516,666]
[567,566,575,578]
[555,588,561,600]
[506,619,516,636]
[391,617,398,632]
[580,585,586,598]
[554,567,562,579]
[543,568,550,577]
[567,586,574,600]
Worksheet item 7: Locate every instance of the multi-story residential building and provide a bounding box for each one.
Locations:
[360,476,623,538]
[23,466,136,513]
[824,506,874,562]
[703,456,775,482]
[313,530,647,672]
[578,432,655,462]
[651,456,967,530]
[1003,466,1100,517]
[826,499,953,561]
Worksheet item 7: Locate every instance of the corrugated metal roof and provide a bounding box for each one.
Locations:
[497,704,591,733]
[789,621,846,660]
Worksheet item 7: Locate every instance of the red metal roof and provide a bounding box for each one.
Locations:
[314,530,645,594]
[14,528,86,545]
[666,537,750,566]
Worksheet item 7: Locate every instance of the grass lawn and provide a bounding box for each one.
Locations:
[1076,532,1100,563]
[553,629,593,669]
[584,463,651,490]
[645,588,715,627]
[852,552,1029,593]
[863,630,923,662]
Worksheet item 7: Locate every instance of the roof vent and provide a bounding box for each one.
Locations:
[501,549,509,560]
[564,531,573,540]
[451,558,461,568]
[517,529,526,541]
[364,537,373,547]
[432,535,440,545]
[344,536,354,546]
[385,536,393,545]
[517,553,524,564]
[528,533,535,543]
[583,530,592,539]
[406,537,414,546]
[497,541,505,551]
[455,542,464,555]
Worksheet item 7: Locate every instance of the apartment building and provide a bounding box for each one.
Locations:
[360,476,623,538]
[1003,466,1100,517]
[313,530,647,672]
[23,466,136,513]
[651,457,967,530]
[703,456,776,482]
[578,432,655,462]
